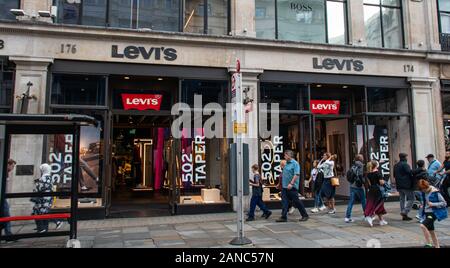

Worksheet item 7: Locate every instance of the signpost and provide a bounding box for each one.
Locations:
[230,60,252,246]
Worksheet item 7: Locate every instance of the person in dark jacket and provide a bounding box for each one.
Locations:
[394,153,414,221]
[412,160,428,221]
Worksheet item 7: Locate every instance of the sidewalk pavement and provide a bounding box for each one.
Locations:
[1,202,450,248]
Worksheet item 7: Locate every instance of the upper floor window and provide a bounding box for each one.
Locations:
[0,0,20,20]
[54,0,229,34]
[438,0,450,34]
[363,0,404,49]
[256,0,348,45]
[0,58,14,111]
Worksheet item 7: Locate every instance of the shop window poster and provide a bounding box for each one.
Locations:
[445,123,450,152]
[47,125,101,193]
[260,136,284,186]
[181,128,206,186]
[357,125,390,181]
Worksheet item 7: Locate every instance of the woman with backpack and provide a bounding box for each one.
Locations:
[418,179,448,248]
[364,160,387,227]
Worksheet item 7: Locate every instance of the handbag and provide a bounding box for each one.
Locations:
[331,166,340,187]
[331,177,340,187]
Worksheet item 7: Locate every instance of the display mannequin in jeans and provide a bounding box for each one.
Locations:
[345,155,367,223]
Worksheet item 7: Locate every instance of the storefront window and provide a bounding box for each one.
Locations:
[184,0,205,33]
[138,0,180,31]
[367,87,409,113]
[255,0,276,39]
[208,0,228,35]
[310,85,354,115]
[260,83,308,111]
[361,116,412,185]
[442,91,450,115]
[0,59,14,110]
[56,0,108,26]
[364,0,404,49]
[257,0,347,44]
[51,74,106,106]
[439,0,450,34]
[0,0,20,20]
[445,120,450,152]
[109,0,133,28]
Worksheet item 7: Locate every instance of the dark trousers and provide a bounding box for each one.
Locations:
[248,195,270,219]
[35,220,49,232]
[281,188,308,219]
[1,200,12,235]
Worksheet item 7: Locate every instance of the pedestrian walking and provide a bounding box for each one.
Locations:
[246,164,272,221]
[412,160,428,221]
[344,154,366,223]
[276,150,309,222]
[1,159,16,237]
[31,164,54,233]
[364,160,388,227]
[310,160,326,213]
[394,153,414,221]
[318,153,337,214]
[418,179,448,248]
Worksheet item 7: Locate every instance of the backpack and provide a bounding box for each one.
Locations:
[346,165,358,184]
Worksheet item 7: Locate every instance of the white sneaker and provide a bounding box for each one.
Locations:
[288,207,295,215]
[379,220,388,226]
[328,209,336,214]
[55,221,64,230]
[319,205,327,211]
[345,218,354,223]
[365,216,373,227]
[310,208,319,213]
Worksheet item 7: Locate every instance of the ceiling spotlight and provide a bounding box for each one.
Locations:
[157,78,164,81]
[342,85,348,89]
[10,9,26,16]
[124,77,130,80]
[316,84,322,88]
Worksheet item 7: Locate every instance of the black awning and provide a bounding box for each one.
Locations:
[0,114,98,127]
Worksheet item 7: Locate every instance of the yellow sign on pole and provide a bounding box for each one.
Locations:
[233,122,247,134]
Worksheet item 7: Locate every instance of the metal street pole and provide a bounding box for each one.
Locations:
[230,60,252,246]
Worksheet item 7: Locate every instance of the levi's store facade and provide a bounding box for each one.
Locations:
[257,72,415,202]
[47,60,232,218]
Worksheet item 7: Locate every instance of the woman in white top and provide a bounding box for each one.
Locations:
[318,153,337,214]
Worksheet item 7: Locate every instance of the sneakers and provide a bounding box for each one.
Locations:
[328,209,336,214]
[245,217,255,222]
[319,206,327,211]
[263,211,272,219]
[299,217,309,222]
[424,244,434,248]
[379,220,388,226]
[37,229,48,234]
[365,216,373,227]
[288,207,295,215]
[345,218,354,223]
[310,208,319,213]
[402,215,413,221]
[276,217,287,222]
[55,221,64,230]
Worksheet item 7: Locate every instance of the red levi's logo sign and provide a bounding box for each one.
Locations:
[121,94,163,111]
[310,100,341,115]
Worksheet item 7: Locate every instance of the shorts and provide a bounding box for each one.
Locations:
[422,212,437,231]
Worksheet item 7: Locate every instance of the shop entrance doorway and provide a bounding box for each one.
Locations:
[314,117,351,197]
[109,114,174,218]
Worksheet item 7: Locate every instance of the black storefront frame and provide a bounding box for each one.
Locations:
[48,60,232,217]
[258,72,416,197]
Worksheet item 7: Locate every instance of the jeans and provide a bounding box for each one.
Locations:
[1,200,12,235]
[414,191,424,221]
[398,189,415,216]
[314,189,324,208]
[345,187,367,219]
[281,188,308,219]
[248,195,270,219]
